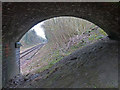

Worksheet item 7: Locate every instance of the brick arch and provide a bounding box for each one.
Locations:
[2,2,119,87]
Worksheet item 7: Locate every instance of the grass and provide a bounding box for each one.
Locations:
[33,47,72,74]
[31,31,107,74]
[35,50,64,73]
[34,39,87,73]
[21,28,108,75]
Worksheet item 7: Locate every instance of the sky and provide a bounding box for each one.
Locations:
[31,22,46,39]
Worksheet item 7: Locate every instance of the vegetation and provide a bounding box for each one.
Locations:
[20,29,46,51]
[20,17,108,74]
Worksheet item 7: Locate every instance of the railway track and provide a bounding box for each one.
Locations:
[20,43,45,59]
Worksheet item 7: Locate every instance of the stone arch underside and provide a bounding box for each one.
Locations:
[2,2,119,87]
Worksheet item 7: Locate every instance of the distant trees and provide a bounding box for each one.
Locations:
[20,29,46,48]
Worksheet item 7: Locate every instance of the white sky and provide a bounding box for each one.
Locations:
[31,22,46,39]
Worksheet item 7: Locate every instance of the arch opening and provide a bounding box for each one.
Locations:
[19,16,108,75]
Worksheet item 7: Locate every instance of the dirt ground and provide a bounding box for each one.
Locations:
[7,37,118,88]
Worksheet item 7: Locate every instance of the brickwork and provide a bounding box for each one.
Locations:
[2,2,119,87]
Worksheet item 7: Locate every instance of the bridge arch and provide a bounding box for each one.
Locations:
[2,2,119,87]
